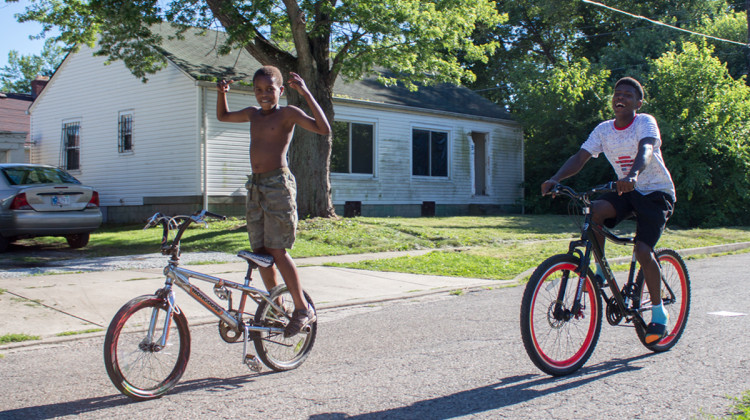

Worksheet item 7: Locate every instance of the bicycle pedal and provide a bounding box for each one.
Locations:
[244,354,262,372]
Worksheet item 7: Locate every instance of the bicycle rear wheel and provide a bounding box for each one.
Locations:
[253,286,317,371]
[520,254,603,376]
[634,248,690,352]
[103,294,190,400]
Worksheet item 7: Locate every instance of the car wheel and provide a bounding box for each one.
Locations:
[0,236,8,253]
[66,233,90,249]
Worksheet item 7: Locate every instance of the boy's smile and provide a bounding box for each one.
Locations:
[611,84,642,123]
[254,75,283,113]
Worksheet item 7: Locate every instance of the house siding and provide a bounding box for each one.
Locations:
[329,103,523,214]
[204,88,255,198]
[30,46,201,216]
[202,94,523,217]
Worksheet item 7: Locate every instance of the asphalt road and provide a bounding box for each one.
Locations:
[1,253,749,419]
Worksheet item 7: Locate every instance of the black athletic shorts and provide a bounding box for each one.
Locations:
[597,190,675,249]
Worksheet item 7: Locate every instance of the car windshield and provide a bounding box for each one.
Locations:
[1,166,81,186]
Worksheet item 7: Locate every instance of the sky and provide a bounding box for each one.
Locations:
[1,1,59,69]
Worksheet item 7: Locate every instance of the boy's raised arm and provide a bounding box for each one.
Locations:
[216,80,251,123]
[286,72,331,135]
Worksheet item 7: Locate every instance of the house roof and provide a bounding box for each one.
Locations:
[0,92,33,140]
[153,24,513,122]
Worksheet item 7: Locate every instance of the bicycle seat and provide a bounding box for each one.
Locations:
[237,251,274,268]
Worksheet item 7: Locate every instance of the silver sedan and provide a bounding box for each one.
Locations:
[0,163,102,252]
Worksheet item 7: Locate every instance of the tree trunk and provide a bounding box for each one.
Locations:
[285,73,337,219]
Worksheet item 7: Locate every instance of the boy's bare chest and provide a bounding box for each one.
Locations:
[250,110,289,136]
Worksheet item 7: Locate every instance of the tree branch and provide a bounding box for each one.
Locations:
[282,0,313,69]
[205,0,296,70]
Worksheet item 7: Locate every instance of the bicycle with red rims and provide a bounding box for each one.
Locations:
[520,182,690,376]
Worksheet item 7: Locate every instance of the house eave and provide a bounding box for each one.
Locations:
[331,96,519,126]
[194,80,518,125]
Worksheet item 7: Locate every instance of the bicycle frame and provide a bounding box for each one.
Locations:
[161,264,287,336]
[553,183,677,329]
[563,209,644,327]
[144,211,290,348]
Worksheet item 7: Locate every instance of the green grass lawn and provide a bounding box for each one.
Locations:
[8,214,750,281]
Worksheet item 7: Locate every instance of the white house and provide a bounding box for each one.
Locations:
[29,25,523,223]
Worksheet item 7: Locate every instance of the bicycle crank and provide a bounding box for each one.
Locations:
[219,310,243,343]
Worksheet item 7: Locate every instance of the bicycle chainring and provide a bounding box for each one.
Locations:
[605,297,623,326]
[218,310,243,343]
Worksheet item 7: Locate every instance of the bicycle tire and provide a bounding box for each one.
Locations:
[103,295,191,400]
[520,254,603,376]
[253,286,317,371]
[634,248,690,352]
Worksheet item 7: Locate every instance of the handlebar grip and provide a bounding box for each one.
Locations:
[143,212,164,229]
[593,181,617,193]
[204,210,227,220]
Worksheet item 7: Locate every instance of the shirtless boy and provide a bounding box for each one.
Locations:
[217,66,331,337]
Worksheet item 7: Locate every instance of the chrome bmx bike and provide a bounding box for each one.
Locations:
[520,183,690,376]
[103,210,317,400]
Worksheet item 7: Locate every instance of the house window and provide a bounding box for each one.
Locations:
[61,121,80,170]
[331,121,374,174]
[118,111,133,153]
[412,128,448,177]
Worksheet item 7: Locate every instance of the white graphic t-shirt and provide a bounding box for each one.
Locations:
[581,113,675,200]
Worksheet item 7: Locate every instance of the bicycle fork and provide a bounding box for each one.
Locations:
[145,288,178,351]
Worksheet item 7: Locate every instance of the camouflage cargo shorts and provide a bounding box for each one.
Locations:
[245,167,298,250]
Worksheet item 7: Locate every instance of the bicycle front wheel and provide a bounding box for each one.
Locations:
[103,295,191,400]
[520,254,602,376]
[253,286,317,371]
[634,248,690,352]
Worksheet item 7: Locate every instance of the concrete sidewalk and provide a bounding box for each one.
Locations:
[0,250,508,349]
[2,242,749,349]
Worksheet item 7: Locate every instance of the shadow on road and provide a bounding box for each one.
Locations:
[310,353,654,420]
[0,373,267,419]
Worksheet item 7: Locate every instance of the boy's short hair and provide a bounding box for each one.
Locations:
[614,77,644,100]
[253,66,283,86]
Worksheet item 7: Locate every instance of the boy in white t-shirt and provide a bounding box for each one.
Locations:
[541,77,676,344]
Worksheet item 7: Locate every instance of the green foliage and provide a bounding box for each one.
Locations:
[693,9,748,80]
[511,59,613,213]
[646,41,750,226]
[587,0,726,81]
[468,0,750,226]
[0,39,65,93]
[15,0,504,88]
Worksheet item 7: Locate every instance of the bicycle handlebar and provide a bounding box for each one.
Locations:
[547,182,616,204]
[142,210,228,257]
